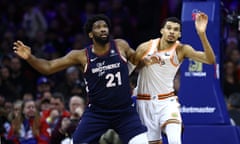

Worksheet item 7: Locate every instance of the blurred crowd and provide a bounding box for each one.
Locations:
[220,0,240,126]
[0,0,240,143]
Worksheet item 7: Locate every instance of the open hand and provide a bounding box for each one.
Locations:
[13,40,31,60]
[195,12,208,34]
[143,55,161,66]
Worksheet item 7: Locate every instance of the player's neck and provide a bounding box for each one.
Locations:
[159,38,175,50]
[92,42,110,55]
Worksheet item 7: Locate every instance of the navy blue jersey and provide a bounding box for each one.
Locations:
[84,40,132,109]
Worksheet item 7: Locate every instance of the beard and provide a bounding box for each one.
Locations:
[166,40,175,44]
[93,35,110,45]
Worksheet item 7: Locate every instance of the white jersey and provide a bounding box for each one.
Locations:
[137,38,181,96]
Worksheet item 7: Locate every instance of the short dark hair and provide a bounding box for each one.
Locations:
[84,14,111,35]
[52,92,65,103]
[161,17,181,29]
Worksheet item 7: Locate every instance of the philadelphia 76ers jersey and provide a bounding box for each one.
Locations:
[84,40,132,110]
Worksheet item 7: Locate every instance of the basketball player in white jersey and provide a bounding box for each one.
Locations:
[134,12,216,144]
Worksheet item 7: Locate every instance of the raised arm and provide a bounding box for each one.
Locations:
[13,40,85,75]
[183,12,216,64]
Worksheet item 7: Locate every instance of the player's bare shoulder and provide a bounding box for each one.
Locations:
[114,39,131,56]
[137,40,151,52]
[135,40,152,59]
[114,39,130,50]
[176,42,193,62]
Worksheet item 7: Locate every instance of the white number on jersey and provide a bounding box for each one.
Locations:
[105,72,122,87]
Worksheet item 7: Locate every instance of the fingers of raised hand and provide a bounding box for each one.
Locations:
[196,12,208,21]
[13,41,25,47]
[13,46,17,51]
[13,41,31,52]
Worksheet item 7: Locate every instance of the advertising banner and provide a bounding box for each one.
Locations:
[178,1,230,125]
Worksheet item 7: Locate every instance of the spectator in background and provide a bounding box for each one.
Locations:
[7,100,50,144]
[1,100,13,139]
[10,56,32,98]
[54,66,85,104]
[31,30,50,59]
[224,28,239,56]
[0,104,12,144]
[35,76,52,100]
[222,60,240,98]
[227,93,240,126]
[51,95,86,143]
[2,100,14,139]
[226,48,240,81]
[0,65,18,101]
[22,92,34,101]
[228,48,240,66]
[39,98,51,115]
[0,100,22,142]
[41,91,52,101]
[8,100,23,122]
[4,100,13,117]
[1,31,15,55]
[12,52,37,90]
[54,2,73,40]
[37,91,52,113]
[0,54,12,68]
[22,2,48,40]
[41,92,70,134]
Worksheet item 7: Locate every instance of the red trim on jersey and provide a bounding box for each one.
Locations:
[141,39,155,60]
[84,46,91,73]
[113,40,128,64]
[170,42,180,67]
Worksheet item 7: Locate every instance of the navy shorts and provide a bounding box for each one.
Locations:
[72,105,147,144]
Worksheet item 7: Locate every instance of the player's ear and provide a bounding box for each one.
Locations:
[88,32,93,38]
[160,28,164,35]
[178,32,181,39]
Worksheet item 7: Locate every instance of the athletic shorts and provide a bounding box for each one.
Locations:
[72,105,147,144]
[136,96,182,141]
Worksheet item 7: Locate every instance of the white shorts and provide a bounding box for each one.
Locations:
[136,96,182,141]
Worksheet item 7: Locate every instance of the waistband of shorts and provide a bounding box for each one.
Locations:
[137,91,175,100]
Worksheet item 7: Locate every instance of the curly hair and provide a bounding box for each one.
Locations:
[84,14,111,35]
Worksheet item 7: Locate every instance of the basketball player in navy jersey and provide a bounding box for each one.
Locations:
[13,14,148,144]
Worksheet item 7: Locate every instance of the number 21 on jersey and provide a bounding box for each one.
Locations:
[105,71,122,87]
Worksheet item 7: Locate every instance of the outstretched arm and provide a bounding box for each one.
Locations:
[13,41,84,75]
[183,12,216,64]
